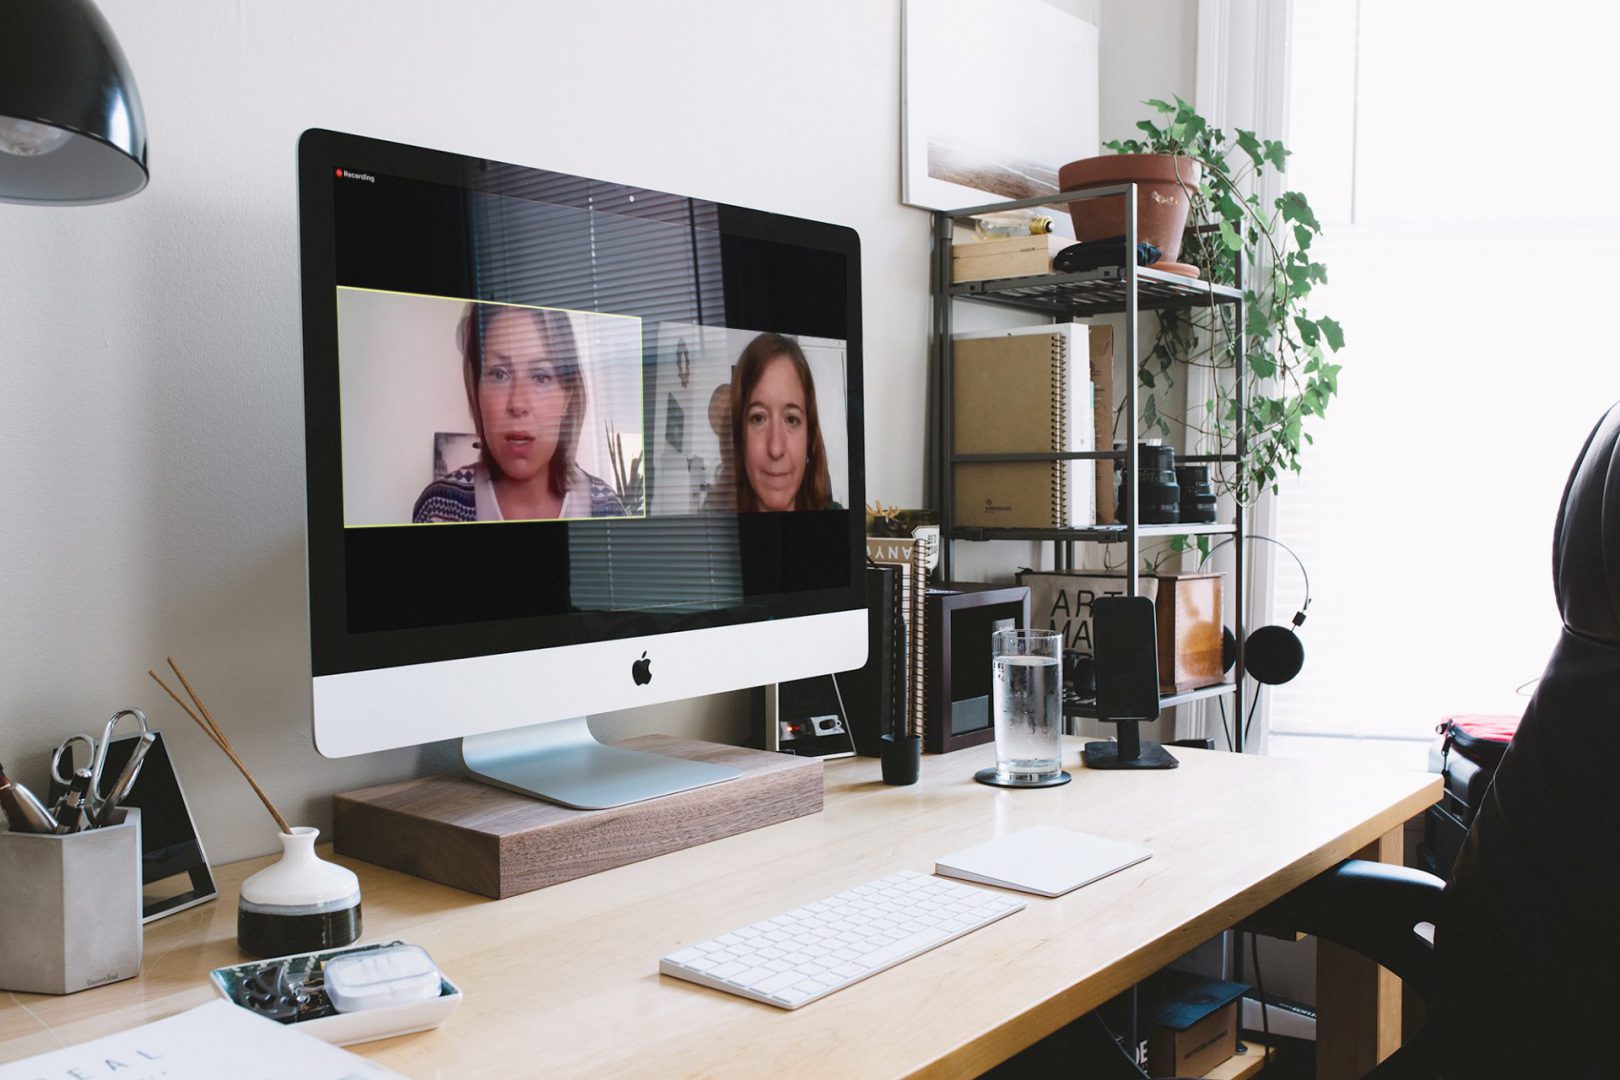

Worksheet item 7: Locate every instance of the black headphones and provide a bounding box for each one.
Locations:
[1198,535,1312,686]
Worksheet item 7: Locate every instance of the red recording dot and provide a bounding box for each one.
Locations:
[335,168,342,177]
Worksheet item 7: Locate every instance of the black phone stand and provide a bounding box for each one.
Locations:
[1088,594,1179,770]
[1084,719,1179,770]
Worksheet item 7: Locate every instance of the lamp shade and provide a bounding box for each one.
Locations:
[0,0,148,205]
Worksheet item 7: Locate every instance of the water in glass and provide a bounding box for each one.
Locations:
[992,652,1062,781]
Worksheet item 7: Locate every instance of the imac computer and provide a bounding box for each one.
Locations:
[297,130,866,809]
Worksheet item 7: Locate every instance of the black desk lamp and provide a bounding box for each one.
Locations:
[0,0,147,205]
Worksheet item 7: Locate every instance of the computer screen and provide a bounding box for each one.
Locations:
[298,130,867,804]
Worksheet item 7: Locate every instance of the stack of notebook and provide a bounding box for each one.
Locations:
[951,324,1101,529]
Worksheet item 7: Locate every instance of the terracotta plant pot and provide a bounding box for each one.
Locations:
[1056,154,1203,263]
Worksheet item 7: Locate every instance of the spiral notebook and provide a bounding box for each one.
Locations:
[952,324,1095,528]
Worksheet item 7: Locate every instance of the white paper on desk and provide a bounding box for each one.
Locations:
[935,825,1152,897]
[0,999,404,1080]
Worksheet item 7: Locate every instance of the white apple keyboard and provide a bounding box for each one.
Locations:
[658,870,1025,1009]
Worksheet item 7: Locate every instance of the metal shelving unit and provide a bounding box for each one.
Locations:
[1063,680,1238,721]
[929,185,1254,749]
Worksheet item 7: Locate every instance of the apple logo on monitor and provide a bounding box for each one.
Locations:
[632,651,652,685]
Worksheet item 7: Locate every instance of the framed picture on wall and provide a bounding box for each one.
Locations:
[901,0,1100,218]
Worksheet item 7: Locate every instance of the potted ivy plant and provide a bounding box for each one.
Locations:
[1072,96,1344,510]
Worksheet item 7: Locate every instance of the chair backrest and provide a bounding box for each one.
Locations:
[1438,403,1620,1074]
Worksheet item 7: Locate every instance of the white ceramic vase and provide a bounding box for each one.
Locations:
[237,827,362,958]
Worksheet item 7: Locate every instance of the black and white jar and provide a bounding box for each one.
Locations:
[237,827,362,958]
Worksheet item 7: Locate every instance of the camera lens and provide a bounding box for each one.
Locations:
[1118,443,1180,524]
[1176,465,1217,523]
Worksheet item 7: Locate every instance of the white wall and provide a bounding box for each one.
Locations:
[0,0,1196,863]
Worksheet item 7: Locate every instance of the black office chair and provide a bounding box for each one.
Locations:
[1253,403,1620,1077]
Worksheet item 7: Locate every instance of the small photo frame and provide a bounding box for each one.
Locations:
[926,583,1032,754]
[98,732,218,922]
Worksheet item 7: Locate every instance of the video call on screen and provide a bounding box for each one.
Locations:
[330,170,853,636]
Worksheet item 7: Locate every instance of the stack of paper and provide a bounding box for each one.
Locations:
[0,1000,404,1080]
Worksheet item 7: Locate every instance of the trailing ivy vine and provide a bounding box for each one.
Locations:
[1106,96,1343,506]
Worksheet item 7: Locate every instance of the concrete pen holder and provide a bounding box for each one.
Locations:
[0,808,142,995]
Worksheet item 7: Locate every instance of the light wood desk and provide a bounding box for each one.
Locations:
[0,740,1438,1079]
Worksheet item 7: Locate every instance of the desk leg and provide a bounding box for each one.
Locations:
[1315,826,1402,1080]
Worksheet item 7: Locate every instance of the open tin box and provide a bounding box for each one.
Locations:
[210,939,461,1046]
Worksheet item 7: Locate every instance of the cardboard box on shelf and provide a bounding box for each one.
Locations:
[1143,970,1249,1079]
[951,233,1071,283]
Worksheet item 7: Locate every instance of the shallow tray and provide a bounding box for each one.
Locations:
[210,939,461,1046]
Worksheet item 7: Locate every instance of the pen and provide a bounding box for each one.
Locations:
[1,766,62,834]
[0,762,28,831]
[55,768,93,834]
[93,731,155,827]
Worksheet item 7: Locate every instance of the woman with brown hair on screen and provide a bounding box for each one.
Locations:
[730,332,838,512]
[413,303,626,522]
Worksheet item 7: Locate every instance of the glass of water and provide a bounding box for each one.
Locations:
[989,628,1065,785]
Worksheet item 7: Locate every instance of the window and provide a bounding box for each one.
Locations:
[1266,1,1620,759]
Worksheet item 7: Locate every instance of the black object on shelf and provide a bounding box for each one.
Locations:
[1117,443,1180,524]
[1176,464,1218,523]
[1052,235,1162,273]
[1085,596,1179,770]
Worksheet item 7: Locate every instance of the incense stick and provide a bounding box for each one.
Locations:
[148,660,292,834]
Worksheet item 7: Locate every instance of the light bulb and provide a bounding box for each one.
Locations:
[0,116,73,157]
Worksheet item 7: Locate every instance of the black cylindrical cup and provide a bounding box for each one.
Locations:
[880,734,922,785]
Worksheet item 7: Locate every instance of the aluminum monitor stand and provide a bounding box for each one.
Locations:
[461,717,741,810]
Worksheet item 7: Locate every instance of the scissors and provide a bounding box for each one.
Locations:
[50,708,151,811]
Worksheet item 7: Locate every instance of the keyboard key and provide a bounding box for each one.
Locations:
[856,928,953,969]
[753,970,804,995]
